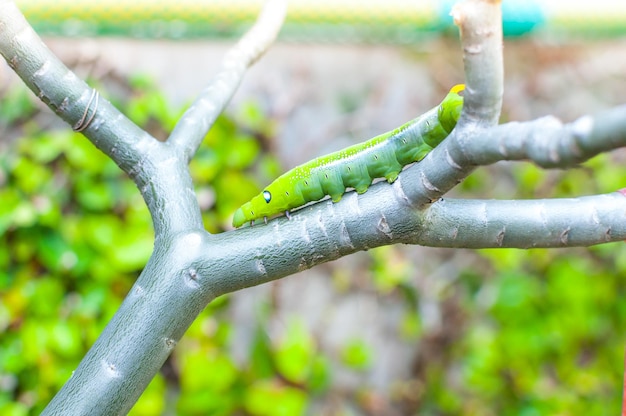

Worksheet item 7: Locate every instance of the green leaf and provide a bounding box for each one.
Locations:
[399,311,422,340]
[340,339,372,371]
[0,401,29,416]
[0,189,26,232]
[370,246,411,293]
[0,86,37,125]
[129,374,165,416]
[180,350,237,393]
[275,319,316,384]
[64,134,109,173]
[110,229,153,272]
[244,380,307,416]
[11,156,52,194]
[190,148,221,183]
[74,176,116,211]
[17,131,68,163]
[48,321,82,358]
[37,233,77,272]
[27,277,63,318]
[227,135,261,169]
[249,326,275,379]
[308,355,332,393]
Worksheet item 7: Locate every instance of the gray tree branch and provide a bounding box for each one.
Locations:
[420,194,626,248]
[401,0,504,207]
[168,0,287,162]
[0,0,155,175]
[464,106,626,168]
[204,189,626,295]
[451,0,503,127]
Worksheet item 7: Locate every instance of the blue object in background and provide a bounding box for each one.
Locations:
[438,0,545,37]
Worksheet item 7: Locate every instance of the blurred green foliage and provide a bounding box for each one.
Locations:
[0,77,315,415]
[0,71,625,416]
[340,339,372,371]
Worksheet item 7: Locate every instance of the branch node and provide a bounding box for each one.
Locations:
[420,171,441,192]
[164,338,177,350]
[184,268,200,289]
[256,258,267,276]
[496,227,506,246]
[73,89,99,132]
[339,223,354,249]
[377,215,393,239]
[444,148,463,170]
[102,360,121,378]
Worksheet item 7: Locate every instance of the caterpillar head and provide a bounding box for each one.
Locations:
[232,179,293,227]
[438,84,465,133]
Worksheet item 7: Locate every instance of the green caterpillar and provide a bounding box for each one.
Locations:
[232,84,464,228]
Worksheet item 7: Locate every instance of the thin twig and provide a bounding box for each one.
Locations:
[168,0,287,161]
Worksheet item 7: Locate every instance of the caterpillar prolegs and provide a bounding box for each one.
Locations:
[232,84,465,228]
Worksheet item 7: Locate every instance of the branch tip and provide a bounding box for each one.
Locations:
[168,0,287,160]
[450,5,464,27]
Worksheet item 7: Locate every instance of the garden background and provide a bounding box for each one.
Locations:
[1,1,626,414]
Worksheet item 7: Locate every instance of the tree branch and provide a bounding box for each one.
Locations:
[0,0,155,177]
[168,0,287,162]
[451,0,503,127]
[23,2,286,413]
[419,195,626,248]
[399,0,503,207]
[203,189,626,294]
[465,105,626,168]
[42,231,215,416]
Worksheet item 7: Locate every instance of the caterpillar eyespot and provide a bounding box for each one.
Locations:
[232,84,465,228]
